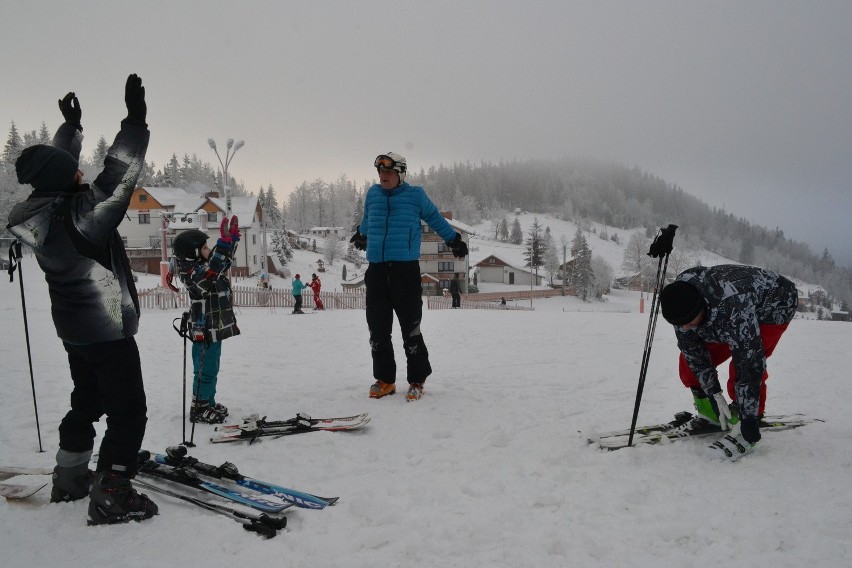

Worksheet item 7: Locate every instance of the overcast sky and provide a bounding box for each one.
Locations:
[3,1,850,265]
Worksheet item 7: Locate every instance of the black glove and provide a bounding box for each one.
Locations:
[58,92,82,132]
[350,231,367,251]
[124,73,147,125]
[740,418,761,444]
[647,224,678,258]
[446,232,468,258]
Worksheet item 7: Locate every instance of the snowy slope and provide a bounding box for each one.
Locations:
[1,248,850,567]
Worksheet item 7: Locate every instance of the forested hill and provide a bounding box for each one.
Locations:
[407,157,850,305]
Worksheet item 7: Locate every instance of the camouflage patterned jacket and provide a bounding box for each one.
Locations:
[672,265,798,420]
[7,120,149,345]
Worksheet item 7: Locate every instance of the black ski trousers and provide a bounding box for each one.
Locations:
[365,261,432,384]
[60,337,148,475]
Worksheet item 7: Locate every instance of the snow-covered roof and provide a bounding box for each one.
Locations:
[448,218,476,235]
[207,196,259,228]
[169,197,207,214]
[142,187,193,206]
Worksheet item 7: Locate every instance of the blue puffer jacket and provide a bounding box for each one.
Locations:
[358,182,456,263]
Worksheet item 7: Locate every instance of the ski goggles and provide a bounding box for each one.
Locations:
[374,155,398,170]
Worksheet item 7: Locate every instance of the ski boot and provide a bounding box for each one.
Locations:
[406,383,424,401]
[87,471,158,525]
[667,389,728,436]
[706,423,756,461]
[369,380,396,399]
[190,399,227,424]
[212,402,229,417]
[50,452,94,503]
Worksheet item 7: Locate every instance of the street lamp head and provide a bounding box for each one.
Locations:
[226,138,234,150]
[234,140,245,151]
[207,138,217,150]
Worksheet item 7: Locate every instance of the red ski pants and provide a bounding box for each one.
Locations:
[678,322,789,416]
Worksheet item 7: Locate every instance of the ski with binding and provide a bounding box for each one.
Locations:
[211,412,370,444]
[150,446,338,509]
[137,457,290,513]
[592,412,823,450]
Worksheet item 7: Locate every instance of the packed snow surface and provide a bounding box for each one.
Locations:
[1,259,850,567]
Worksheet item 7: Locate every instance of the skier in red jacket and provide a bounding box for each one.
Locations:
[310,273,324,310]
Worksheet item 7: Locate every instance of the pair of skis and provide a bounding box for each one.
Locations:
[1,445,341,539]
[591,411,823,450]
[134,446,339,538]
[210,412,370,444]
[145,445,338,510]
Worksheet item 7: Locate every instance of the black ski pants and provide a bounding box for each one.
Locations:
[365,261,432,384]
[60,337,148,475]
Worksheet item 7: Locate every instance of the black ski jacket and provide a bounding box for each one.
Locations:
[7,120,149,344]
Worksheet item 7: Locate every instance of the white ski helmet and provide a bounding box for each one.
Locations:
[374,152,407,186]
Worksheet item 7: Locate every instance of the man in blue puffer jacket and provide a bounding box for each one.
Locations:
[350,152,468,401]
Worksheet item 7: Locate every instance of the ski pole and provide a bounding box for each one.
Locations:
[628,225,677,447]
[8,241,44,453]
[173,313,191,446]
[186,337,208,447]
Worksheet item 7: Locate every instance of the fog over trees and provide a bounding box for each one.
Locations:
[2,121,849,305]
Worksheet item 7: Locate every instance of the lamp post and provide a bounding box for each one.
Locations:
[208,137,245,216]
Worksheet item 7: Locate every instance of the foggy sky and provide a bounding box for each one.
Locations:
[2,0,850,265]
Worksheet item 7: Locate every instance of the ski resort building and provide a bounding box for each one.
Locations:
[119,187,265,277]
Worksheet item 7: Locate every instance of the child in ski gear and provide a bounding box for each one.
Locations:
[351,152,468,401]
[6,75,157,523]
[310,273,324,310]
[171,217,241,424]
[659,264,798,458]
[450,273,461,308]
[292,274,305,314]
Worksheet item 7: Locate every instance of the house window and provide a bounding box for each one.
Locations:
[122,236,128,246]
[439,262,454,272]
[253,255,257,265]
[489,258,495,264]
[252,234,257,245]
[439,279,451,290]
[139,194,148,202]
[138,213,150,224]
[438,243,449,253]
[207,212,218,223]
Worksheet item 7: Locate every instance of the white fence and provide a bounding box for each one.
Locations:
[137,285,366,311]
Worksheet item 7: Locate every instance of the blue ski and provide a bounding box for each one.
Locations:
[138,459,290,513]
[150,449,337,509]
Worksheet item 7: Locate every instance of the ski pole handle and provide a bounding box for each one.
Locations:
[647,224,678,258]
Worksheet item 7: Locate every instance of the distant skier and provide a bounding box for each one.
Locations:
[292,274,305,314]
[310,273,324,310]
[659,264,798,460]
[6,75,158,525]
[450,272,462,308]
[171,218,241,424]
[350,152,468,402]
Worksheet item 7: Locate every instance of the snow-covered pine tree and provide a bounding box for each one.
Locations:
[510,217,523,245]
[271,229,293,267]
[523,218,546,279]
[571,228,595,301]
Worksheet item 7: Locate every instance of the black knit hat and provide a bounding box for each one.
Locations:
[15,145,79,193]
[660,281,705,326]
